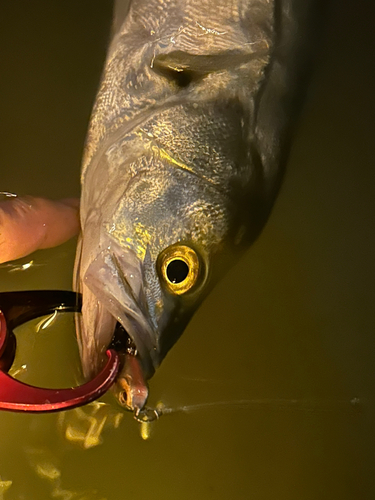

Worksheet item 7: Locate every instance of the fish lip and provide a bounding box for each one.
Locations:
[83,240,159,380]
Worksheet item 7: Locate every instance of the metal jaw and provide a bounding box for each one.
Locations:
[0,290,120,413]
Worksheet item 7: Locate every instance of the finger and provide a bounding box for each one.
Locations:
[0,196,80,264]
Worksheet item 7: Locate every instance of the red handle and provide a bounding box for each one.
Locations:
[0,308,120,413]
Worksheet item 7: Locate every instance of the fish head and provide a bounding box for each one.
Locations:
[76,102,268,399]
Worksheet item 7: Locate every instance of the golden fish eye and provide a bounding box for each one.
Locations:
[158,245,200,295]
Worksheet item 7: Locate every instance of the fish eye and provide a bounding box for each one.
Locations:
[158,245,201,295]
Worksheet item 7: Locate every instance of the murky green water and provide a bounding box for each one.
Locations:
[1,1,374,498]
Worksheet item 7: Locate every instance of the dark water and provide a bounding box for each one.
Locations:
[0,1,374,499]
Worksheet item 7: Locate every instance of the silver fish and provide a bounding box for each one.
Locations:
[75,0,316,411]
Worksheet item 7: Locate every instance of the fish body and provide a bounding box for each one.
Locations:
[75,0,316,404]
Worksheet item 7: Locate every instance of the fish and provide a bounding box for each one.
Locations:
[74,0,318,412]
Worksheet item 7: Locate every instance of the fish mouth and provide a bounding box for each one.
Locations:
[81,240,158,412]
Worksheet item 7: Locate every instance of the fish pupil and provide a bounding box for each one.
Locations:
[166,259,189,284]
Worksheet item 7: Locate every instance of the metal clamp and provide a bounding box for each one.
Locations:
[0,290,120,412]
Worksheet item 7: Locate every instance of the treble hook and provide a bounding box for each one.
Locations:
[0,290,120,412]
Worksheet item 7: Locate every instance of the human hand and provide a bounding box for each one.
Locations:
[0,195,80,264]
